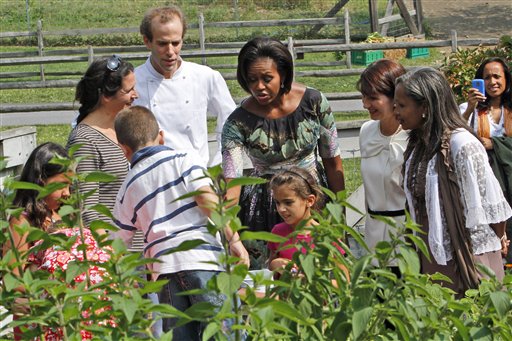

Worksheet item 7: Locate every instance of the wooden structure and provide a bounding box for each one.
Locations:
[369,0,424,36]
[0,126,37,189]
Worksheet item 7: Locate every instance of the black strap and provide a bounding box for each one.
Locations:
[367,208,406,217]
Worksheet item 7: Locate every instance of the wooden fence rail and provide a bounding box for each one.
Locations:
[0,17,344,39]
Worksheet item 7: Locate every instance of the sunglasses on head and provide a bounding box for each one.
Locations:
[106,54,122,72]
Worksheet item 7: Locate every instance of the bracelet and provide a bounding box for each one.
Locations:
[501,234,508,242]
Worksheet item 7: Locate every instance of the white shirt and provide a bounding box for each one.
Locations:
[359,120,409,257]
[404,129,512,265]
[134,58,236,167]
[459,102,505,137]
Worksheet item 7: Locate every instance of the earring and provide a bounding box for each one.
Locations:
[280,83,284,89]
[422,113,426,119]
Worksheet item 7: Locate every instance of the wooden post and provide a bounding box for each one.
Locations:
[368,0,379,33]
[451,30,458,52]
[344,9,352,69]
[308,0,349,36]
[232,0,239,39]
[198,13,207,65]
[380,0,394,36]
[287,36,296,80]
[395,0,419,36]
[37,19,45,82]
[413,0,424,34]
[87,45,94,64]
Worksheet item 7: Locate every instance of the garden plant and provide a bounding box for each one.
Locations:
[1,149,511,340]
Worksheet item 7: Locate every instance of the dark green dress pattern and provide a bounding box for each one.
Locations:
[222,87,340,236]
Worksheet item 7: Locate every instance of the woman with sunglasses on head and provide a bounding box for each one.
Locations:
[67,55,138,229]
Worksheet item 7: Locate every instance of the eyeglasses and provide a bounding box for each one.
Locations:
[106,54,122,72]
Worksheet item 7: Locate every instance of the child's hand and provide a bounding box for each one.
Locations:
[229,240,250,267]
[12,297,30,315]
[269,257,290,272]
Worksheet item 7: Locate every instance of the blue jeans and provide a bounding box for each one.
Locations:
[158,270,230,340]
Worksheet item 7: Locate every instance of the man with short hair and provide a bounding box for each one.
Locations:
[113,105,248,338]
[135,6,236,167]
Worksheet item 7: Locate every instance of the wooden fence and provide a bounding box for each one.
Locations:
[0,13,500,113]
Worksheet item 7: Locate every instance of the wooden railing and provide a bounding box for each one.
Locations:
[0,12,500,114]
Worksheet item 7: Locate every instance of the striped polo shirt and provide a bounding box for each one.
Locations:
[113,145,224,280]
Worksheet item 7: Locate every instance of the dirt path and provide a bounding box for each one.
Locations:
[421,0,512,39]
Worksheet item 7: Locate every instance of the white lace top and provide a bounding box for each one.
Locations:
[404,129,512,265]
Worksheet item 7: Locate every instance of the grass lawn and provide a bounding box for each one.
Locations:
[0,110,366,195]
[0,0,445,196]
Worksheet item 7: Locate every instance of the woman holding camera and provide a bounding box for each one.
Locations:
[460,57,512,262]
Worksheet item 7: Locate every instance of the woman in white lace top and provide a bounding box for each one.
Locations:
[394,67,511,296]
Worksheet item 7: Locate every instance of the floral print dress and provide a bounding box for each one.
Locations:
[29,227,112,340]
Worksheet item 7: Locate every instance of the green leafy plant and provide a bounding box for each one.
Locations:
[2,153,512,339]
[0,151,176,340]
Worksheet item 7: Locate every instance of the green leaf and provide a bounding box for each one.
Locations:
[9,181,43,191]
[112,296,138,323]
[271,300,310,324]
[84,171,117,182]
[255,306,275,327]
[57,204,77,218]
[184,301,217,319]
[397,246,420,275]
[352,307,373,339]
[217,272,244,295]
[405,234,429,258]
[88,203,114,219]
[227,177,267,189]
[202,322,220,341]
[240,231,287,243]
[351,255,371,288]
[159,239,207,256]
[298,254,315,282]
[333,322,352,341]
[447,316,470,340]
[489,291,511,319]
[326,202,343,224]
[469,326,492,341]
[2,272,20,291]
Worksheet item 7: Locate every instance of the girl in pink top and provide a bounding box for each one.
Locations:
[267,167,346,277]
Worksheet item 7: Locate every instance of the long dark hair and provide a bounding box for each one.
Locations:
[13,142,68,228]
[397,67,473,161]
[474,57,512,111]
[75,57,134,124]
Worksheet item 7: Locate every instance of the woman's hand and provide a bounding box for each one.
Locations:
[501,234,510,257]
[481,137,493,150]
[463,88,486,119]
[467,87,486,110]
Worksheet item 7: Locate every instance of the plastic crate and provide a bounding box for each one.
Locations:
[406,47,430,59]
[352,50,384,65]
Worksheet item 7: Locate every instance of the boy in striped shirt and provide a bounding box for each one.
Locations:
[112,105,248,339]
